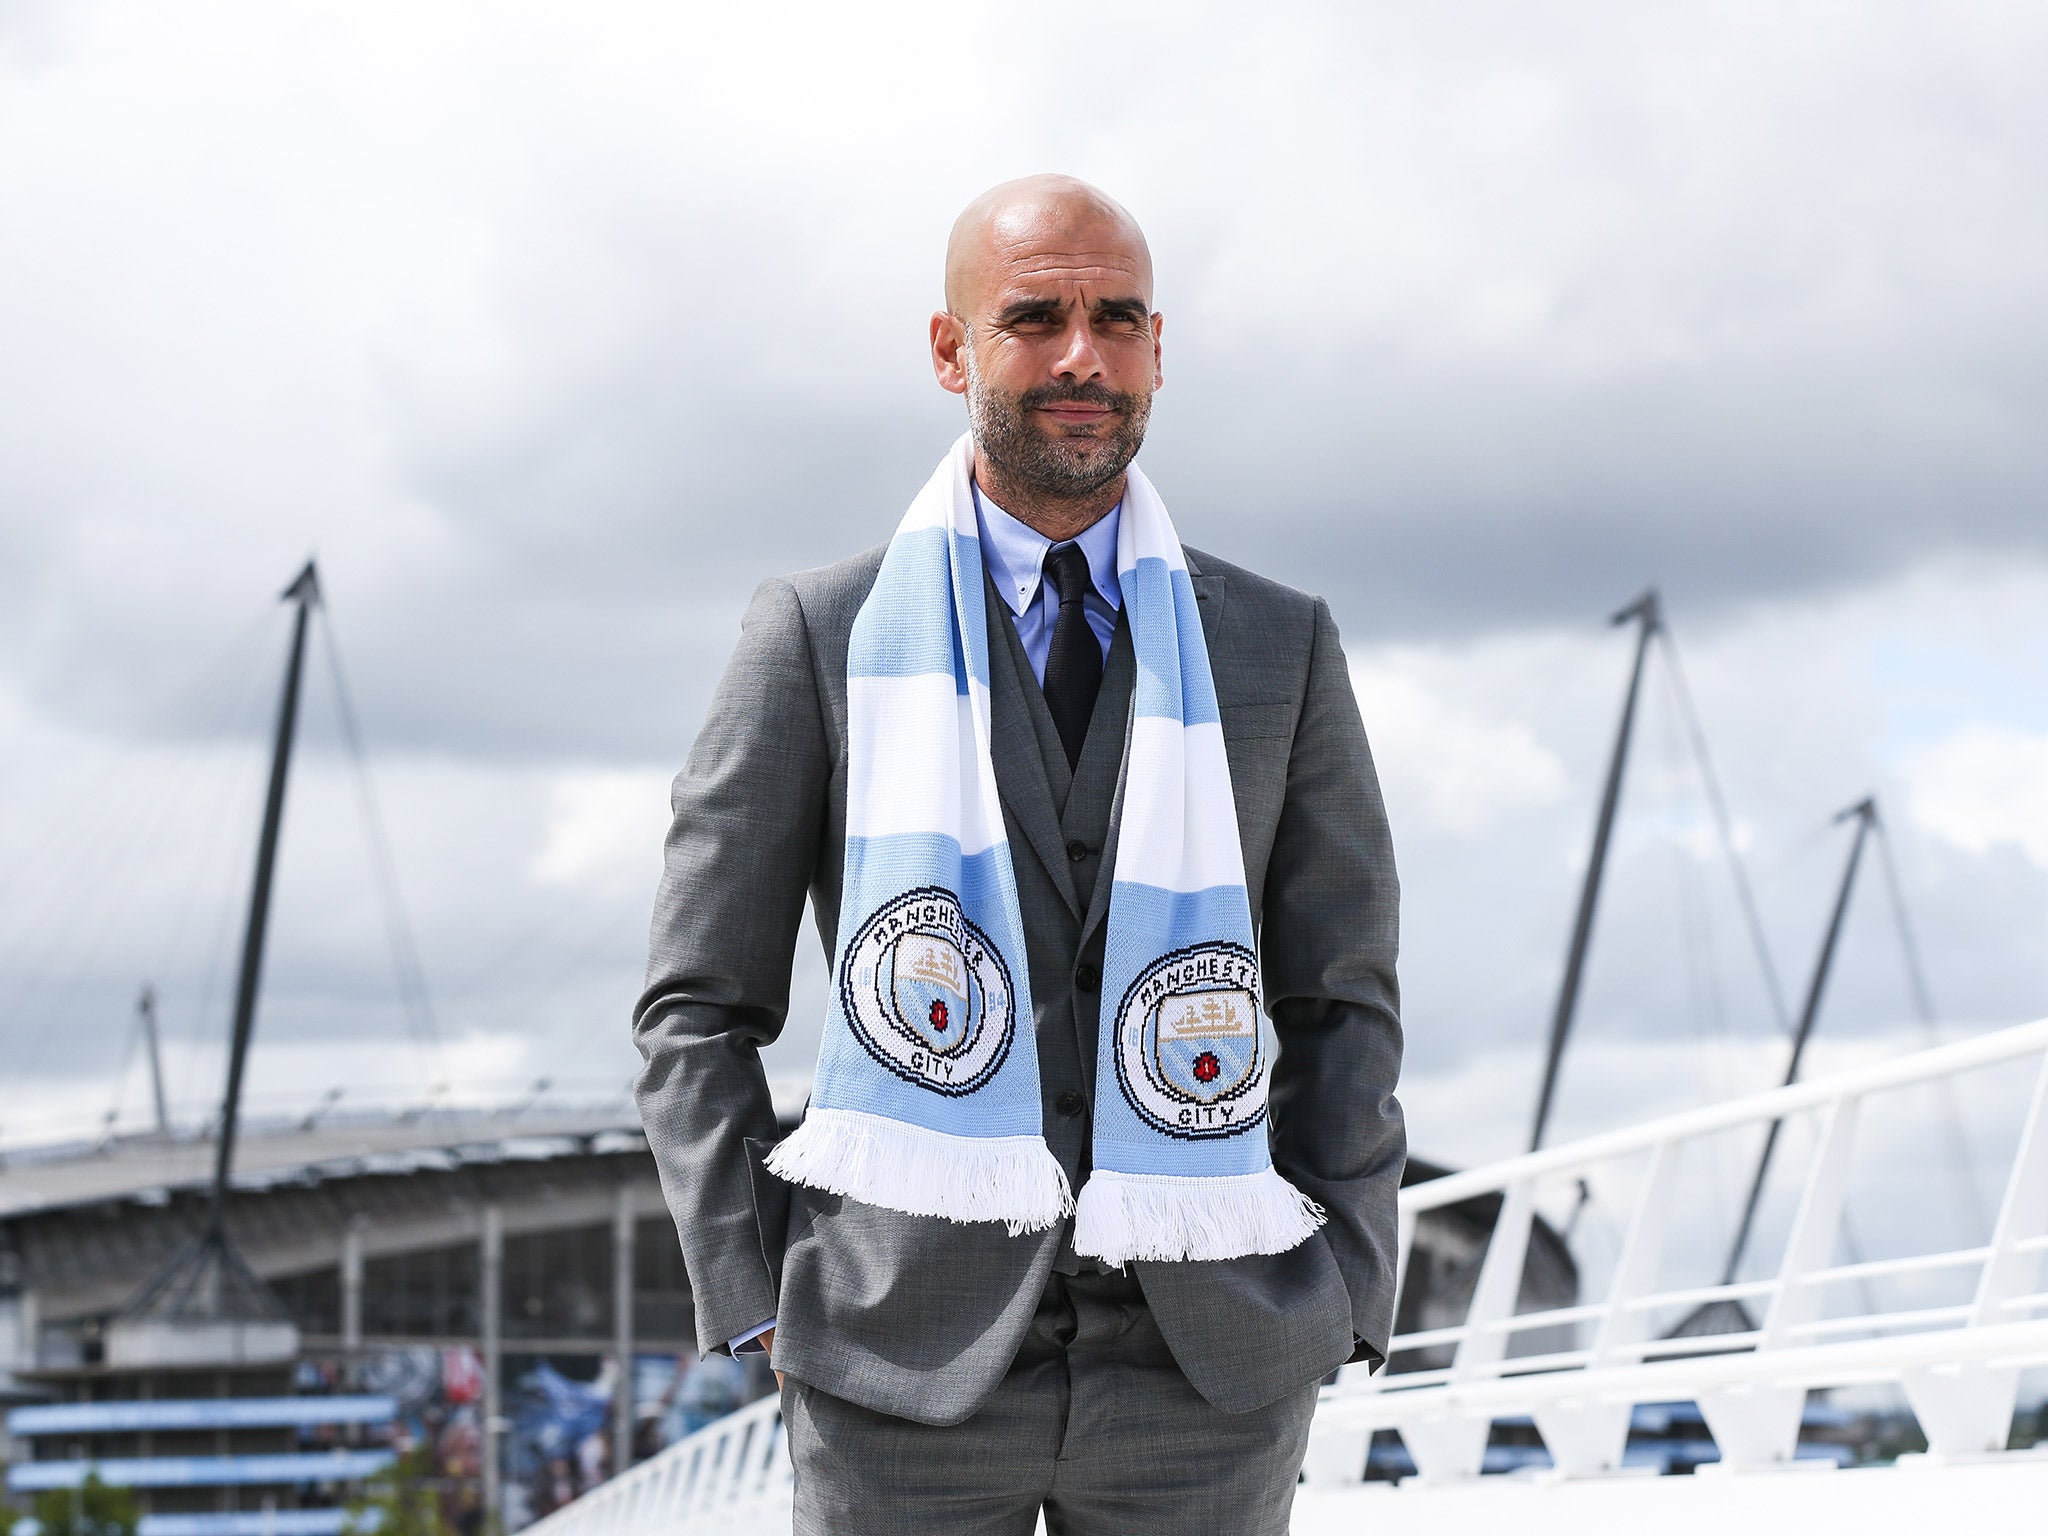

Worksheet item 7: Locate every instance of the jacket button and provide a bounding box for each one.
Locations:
[1074,963,1100,991]
[1056,1091,1085,1117]
[1066,840,1091,863]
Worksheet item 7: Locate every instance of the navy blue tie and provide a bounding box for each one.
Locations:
[1041,543,1101,769]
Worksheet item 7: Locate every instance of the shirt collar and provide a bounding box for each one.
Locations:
[972,480,1124,619]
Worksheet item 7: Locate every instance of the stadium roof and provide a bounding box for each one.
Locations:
[0,1077,812,1221]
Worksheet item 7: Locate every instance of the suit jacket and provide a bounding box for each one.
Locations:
[633,537,1404,1425]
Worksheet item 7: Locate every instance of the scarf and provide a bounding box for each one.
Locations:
[766,434,1324,1264]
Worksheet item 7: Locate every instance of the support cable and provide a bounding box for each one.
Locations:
[1656,629,1795,1035]
[315,607,446,1087]
[1655,625,1781,1266]
[0,604,276,918]
[1874,814,1940,1034]
[99,999,146,1139]
[1719,799,1875,1288]
[1673,843,1740,1244]
[1872,812,1990,1236]
[0,607,278,1132]
[149,678,280,1135]
[183,822,262,1136]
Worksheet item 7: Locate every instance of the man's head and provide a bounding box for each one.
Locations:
[931,175,1162,526]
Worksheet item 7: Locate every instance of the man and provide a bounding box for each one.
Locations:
[634,174,1403,1535]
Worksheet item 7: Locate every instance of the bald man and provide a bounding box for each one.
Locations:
[635,175,1404,1534]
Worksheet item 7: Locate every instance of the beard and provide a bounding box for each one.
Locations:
[963,340,1152,501]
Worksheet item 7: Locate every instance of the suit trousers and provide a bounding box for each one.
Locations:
[782,1268,1319,1536]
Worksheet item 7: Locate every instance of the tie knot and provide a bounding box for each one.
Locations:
[1043,542,1093,605]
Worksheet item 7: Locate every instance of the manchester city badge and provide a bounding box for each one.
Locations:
[840,887,1016,1095]
[1113,941,1268,1138]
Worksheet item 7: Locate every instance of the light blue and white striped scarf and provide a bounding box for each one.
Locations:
[767,435,1324,1264]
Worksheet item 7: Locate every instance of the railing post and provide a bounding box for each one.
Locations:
[1974,1044,2048,1324]
[1698,1095,1858,1470]
[1904,1046,2048,1457]
[750,1406,783,1487]
[677,1438,707,1515]
[1304,1206,1414,1485]
[615,1463,643,1529]
[1456,1177,1539,1376]
[1590,1138,1683,1367]
[661,1462,684,1524]
[1759,1096,1861,1347]
[1533,1136,1684,1476]
[1399,1177,1536,1483]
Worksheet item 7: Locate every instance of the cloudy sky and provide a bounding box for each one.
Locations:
[2,2,2044,1262]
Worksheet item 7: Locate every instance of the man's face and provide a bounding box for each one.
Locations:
[936,202,1163,501]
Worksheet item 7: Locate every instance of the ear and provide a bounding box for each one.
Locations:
[1151,311,1165,391]
[930,311,970,396]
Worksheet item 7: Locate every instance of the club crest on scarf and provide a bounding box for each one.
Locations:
[1113,942,1269,1139]
[841,887,1017,1096]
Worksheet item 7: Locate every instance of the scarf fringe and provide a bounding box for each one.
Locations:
[1072,1167,1327,1265]
[766,1107,1074,1236]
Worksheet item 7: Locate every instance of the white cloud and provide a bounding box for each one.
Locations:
[1905,726,2048,870]
[1350,659,1569,837]
[531,769,673,890]
[4,0,2048,1170]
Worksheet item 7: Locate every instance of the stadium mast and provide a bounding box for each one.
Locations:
[1528,589,1661,1152]
[206,560,319,1243]
[108,562,319,1366]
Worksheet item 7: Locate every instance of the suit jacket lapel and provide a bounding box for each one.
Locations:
[1185,545,1226,651]
[983,569,1082,917]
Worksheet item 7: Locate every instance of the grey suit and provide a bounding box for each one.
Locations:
[634,534,1403,1516]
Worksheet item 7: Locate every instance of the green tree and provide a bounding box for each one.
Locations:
[343,1449,454,1536]
[30,1473,140,1536]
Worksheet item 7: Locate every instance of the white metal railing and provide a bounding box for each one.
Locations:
[1305,1014,2048,1485]
[524,1017,2048,1533]
[521,1390,789,1536]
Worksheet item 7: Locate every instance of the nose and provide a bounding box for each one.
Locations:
[1051,316,1107,383]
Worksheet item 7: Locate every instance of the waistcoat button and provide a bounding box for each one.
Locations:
[1056,1091,1085,1117]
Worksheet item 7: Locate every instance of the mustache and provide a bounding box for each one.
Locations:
[1018,380,1134,411]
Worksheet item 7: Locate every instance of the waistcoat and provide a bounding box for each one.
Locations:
[983,570,1135,1274]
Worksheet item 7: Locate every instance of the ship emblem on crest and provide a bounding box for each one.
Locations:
[1153,989,1257,1102]
[891,932,970,1056]
[1113,941,1269,1139]
[841,887,1016,1095]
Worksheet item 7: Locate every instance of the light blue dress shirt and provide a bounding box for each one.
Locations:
[972,484,1124,683]
[728,486,1124,1359]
